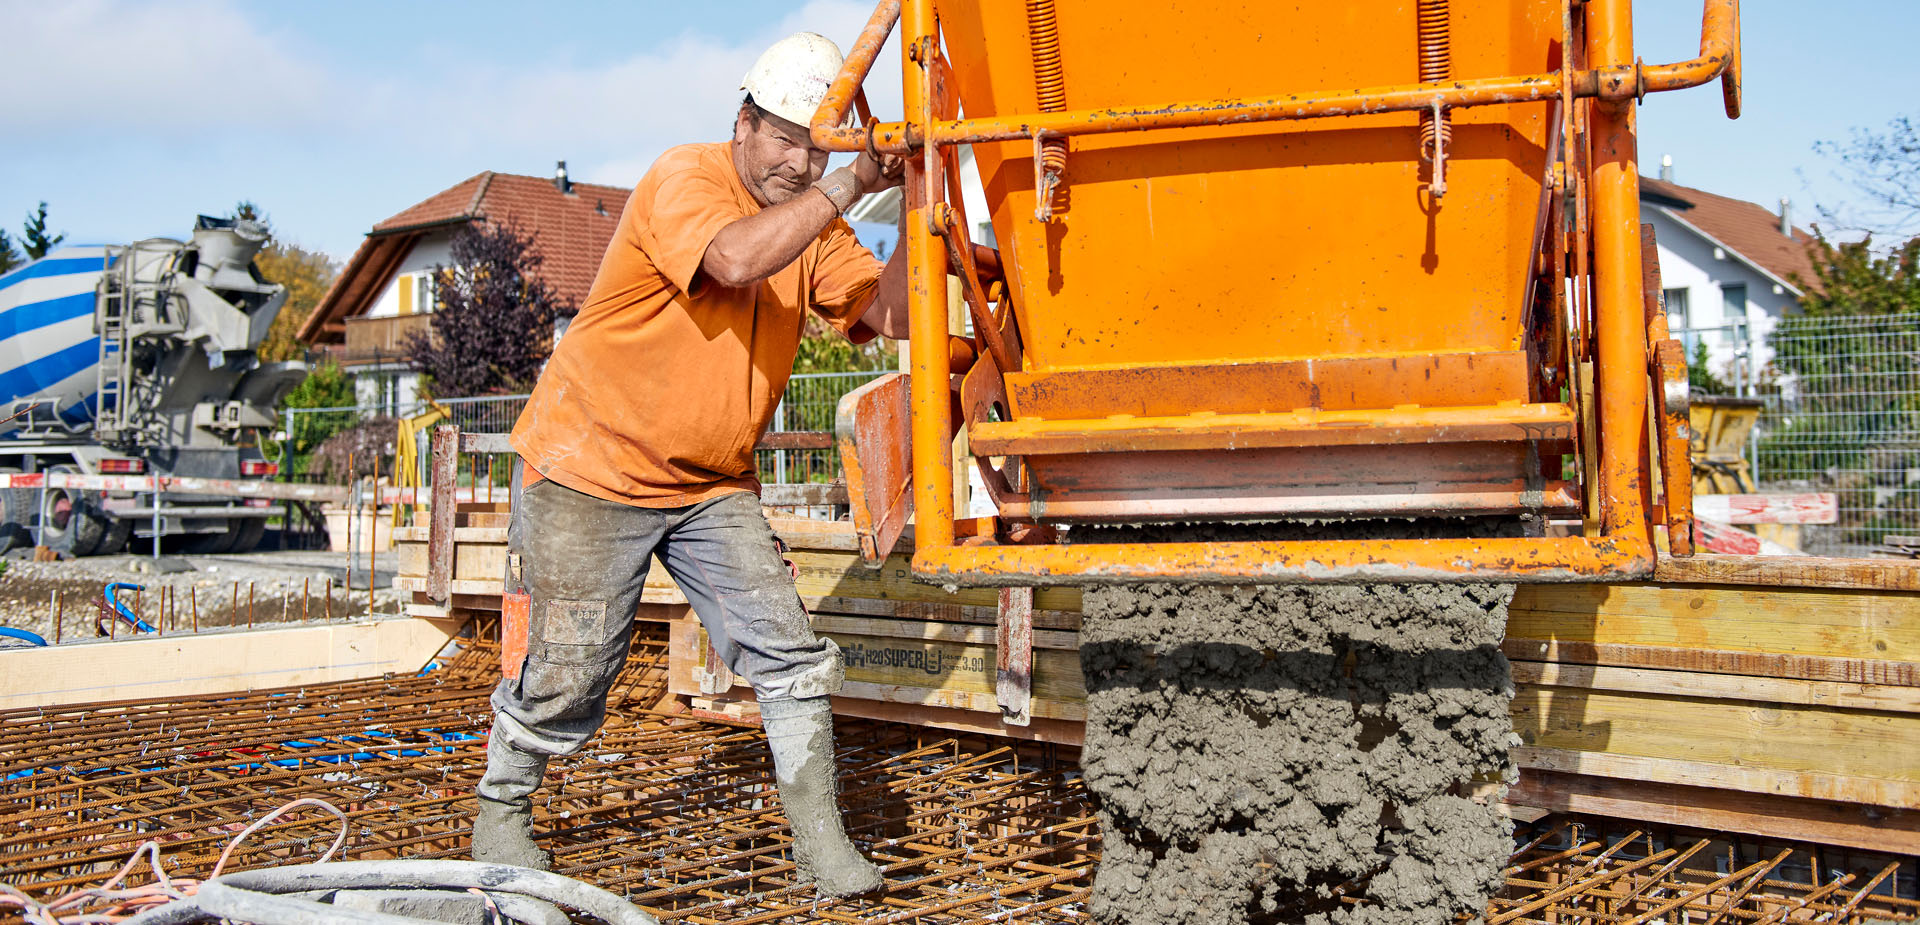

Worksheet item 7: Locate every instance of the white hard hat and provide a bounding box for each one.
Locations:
[740,32,855,129]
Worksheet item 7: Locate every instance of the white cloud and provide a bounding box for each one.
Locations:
[5,0,334,135]
[5,0,904,183]
[0,0,916,257]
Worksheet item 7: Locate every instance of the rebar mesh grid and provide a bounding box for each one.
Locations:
[1494,819,1917,925]
[0,630,1911,925]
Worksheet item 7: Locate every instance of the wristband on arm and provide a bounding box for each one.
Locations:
[812,166,862,215]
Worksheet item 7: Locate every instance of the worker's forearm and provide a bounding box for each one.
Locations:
[860,248,911,340]
[701,191,838,288]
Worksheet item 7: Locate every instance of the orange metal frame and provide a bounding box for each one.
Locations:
[818,0,1736,585]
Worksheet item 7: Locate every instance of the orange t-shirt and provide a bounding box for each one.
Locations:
[510,142,882,507]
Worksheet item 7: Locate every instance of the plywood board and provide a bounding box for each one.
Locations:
[667,609,1086,723]
[786,549,1081,613]
[1509,660,1920,713]
[1508,583,1919,664]
[398,540,507,583]
[1507,769,1920,855]
[1654,555,1920,591]
[0,618,461,709]
[1510,686,1917,806]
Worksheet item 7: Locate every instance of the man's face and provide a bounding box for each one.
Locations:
[732,104,831,207]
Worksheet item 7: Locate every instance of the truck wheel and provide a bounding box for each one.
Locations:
[42,467,108,557]
[183,520,242,555]
[98,515,134,555]
[0,467,31,552]
[228,518,267,553]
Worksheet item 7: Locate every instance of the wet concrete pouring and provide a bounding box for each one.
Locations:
[1079,524,1519,924]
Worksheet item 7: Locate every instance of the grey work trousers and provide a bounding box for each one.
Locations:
[489,479,843,758]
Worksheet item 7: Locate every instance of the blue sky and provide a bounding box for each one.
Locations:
[4,1,1913,264]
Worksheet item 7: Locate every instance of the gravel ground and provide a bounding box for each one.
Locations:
[0,547,410,642]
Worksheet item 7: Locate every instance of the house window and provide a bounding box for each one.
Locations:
[1721,283,1747,323]
[417,274,436,313]
[1662,287,1690,332]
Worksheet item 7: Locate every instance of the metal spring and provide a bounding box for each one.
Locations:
[1417,0,1452,162]
[1028,0,1068,210]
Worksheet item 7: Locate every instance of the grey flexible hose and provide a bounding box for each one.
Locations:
[196,882,450,925]
[119,883,445,925]
[213,861,657,925]
[120,861,655,925]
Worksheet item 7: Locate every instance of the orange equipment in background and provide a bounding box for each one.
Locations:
[819,0,1740,584]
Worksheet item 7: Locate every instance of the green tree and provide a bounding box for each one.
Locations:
[1687,339,1733,396]
[0,229,20,274]
[1814,114,1920,236]
[792,315,897,375]
[254,243,337,362]
[22,202,64,259]
[1791,232,1920,316]
[281,360,358,478]
[405,221,571,397]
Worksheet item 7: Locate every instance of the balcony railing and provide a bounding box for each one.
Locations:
[341,313,433,365]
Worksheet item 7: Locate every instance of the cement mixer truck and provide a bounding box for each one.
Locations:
[0,216,306,555]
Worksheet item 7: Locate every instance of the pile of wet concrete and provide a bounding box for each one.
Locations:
[1080,580,1517,925]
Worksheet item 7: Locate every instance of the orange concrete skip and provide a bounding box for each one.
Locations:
[915,535,1655,587]
[817,0,1735,582]
[995,484,1582,523]
[813,0,1740,151]
[969,403,1575,456]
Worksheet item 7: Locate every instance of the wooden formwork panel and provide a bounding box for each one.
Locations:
[399,510,1920,850]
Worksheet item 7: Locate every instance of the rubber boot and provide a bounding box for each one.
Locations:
[472,730,554,871]
[761,696,884,897]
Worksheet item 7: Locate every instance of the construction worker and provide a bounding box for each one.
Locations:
[473,32,996,897]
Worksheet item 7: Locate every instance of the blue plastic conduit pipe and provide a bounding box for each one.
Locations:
[0,627,48,646]
[106,582,157,633]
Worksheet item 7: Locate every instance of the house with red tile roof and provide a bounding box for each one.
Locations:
[1641,172,1817,390]
[298,163,627,411]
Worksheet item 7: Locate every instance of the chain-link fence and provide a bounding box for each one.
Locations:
[1757,314,1920,556]
[760,371,888,484]
[280,373,888,488]
[280,395,530,484]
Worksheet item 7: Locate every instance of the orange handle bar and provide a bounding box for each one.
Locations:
[812,0,1740,154]
[915,535,1654,587]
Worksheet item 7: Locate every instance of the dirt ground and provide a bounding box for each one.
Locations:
[0,545,409,642]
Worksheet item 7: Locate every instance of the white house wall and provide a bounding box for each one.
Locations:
[365,232,457,319]
[354,229,455,413]
[1646,208,1799,385]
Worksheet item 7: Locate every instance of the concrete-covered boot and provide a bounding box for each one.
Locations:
[472,730,553,871]
[762,696,884,897]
